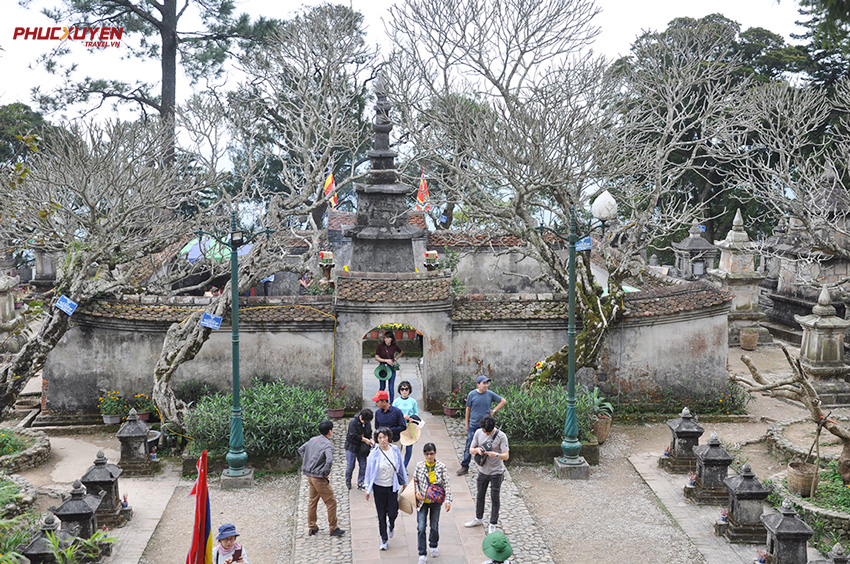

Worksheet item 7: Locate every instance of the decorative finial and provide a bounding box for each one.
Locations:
[732,209,744,229]
[813,284,837,317]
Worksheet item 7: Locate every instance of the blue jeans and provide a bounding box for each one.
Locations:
[461,424,479,468]
[345,450,367,487]
[417,502,442,555]
[404,444,413,468]
[378,367,397,403]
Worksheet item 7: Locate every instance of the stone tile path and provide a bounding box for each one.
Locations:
[292,358,555,563]
[102,462,182,564]
[629,452,822,564]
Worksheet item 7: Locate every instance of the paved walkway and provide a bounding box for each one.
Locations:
[629,453,821,564]
[292,358,556,563]
[102,462,183,563]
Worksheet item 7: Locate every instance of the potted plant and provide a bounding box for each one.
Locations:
[589,387,614,444]
[98,391,127,424]
[132,393,155,421]
[442,383,465,417]
[326,383,346,418]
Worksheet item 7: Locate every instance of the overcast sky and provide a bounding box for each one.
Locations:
[1,0,806,118]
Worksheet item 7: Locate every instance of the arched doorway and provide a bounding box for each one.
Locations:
[361,324,424,408]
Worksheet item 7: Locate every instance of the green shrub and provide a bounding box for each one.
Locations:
[490,383,596,443]
[617,380,751,420]
[0,511,38,559]
[0,429,28,456]
[185,382,326,458]
[175,378,221,407]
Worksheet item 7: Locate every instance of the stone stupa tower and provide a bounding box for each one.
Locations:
[345,79,427,272]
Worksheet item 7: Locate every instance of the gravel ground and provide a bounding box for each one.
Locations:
[138,473,300,564]
[510,428,707,564]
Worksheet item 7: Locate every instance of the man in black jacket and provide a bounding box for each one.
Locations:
[299,420,345,537]
[344,409,374,490]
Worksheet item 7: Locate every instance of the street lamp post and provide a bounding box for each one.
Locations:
[555,192,618,478]
[195,211,272,482]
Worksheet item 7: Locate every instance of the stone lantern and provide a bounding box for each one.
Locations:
[22,514,77,564]
[829,543,850,564]
[81,450,131,527]
[796,285,850,379]
[708,209,771,346]
[117,408,153,475]
[685,432,733,505]
[50,480,103,539]
[672,221,717,280]
[663,407,704,473]
[762,499,814,564]
[720,463,770,544]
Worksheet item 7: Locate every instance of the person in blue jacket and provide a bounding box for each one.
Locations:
[392,380,419,467]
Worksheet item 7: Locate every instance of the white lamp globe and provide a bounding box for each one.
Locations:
[591,190,618,222]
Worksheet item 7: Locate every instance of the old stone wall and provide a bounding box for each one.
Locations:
[41,283,731,414]
[0,428,50,474]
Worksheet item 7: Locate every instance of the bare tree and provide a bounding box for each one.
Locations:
[387,0,750,382]
[730,344,850,483]
[0,119,217,412]
[150,5,377,426]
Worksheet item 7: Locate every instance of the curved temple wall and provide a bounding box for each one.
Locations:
[41,282,731,414]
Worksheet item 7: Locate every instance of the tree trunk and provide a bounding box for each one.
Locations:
[160,0,178,165]
[839,440,850,484]
[0,311,71,412]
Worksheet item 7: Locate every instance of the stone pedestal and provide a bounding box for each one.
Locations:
[221,468,255,490]
[553,456,590,480]
[662,407,704,474]
[685,432,732,505]
[762,499,814,564]
[708,209,771,346]
[719,463,770,544]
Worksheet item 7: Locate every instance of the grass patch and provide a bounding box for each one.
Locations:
[0,429,29,457]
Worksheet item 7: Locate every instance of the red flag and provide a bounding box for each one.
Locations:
[323,167,338,208]
[416,170,430,211]
[186,451,213,564]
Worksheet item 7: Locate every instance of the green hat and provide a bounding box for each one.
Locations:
[374,364,392,381]
[482,531,512,561]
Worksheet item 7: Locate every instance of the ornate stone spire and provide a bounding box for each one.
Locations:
[367,78,398,185]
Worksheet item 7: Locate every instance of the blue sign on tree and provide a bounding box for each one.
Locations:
[200,312,223,330]
[56,295,78,316]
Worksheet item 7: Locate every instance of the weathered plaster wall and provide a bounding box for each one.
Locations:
[451,321,568,385]
[453,249,557,294]
[595,304,730,397]
[43,318,335,413]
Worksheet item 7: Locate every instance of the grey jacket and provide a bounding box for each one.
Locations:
[298,434,334,478]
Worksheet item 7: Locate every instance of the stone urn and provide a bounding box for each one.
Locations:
[740,328,759,351]
[592,415,612,444]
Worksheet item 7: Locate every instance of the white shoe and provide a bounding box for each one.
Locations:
[488,523,497,534]
[464,518,484,528]
[430,547,439,558]
[419,557,427,564]
[388,526,394,539]
[379,541,388,551]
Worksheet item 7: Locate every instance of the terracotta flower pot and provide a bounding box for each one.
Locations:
[137,411,151,422]
[592,415,612,444]
[327,408,345,419]
[442,406,460,417]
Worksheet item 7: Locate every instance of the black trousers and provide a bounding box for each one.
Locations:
[475,472,504,524]
[372,484,398,542]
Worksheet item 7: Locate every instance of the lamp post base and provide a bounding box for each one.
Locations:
[554,457,590,480]
[221,468,254,490]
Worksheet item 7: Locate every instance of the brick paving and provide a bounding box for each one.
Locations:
[290,359,555,563]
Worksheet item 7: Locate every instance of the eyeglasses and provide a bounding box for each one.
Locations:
[424,452,436,456]
[400,387,410,391]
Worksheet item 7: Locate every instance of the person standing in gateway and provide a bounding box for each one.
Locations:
[457,375,507,476]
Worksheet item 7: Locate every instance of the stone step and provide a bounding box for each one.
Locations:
[762,321,802,345]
